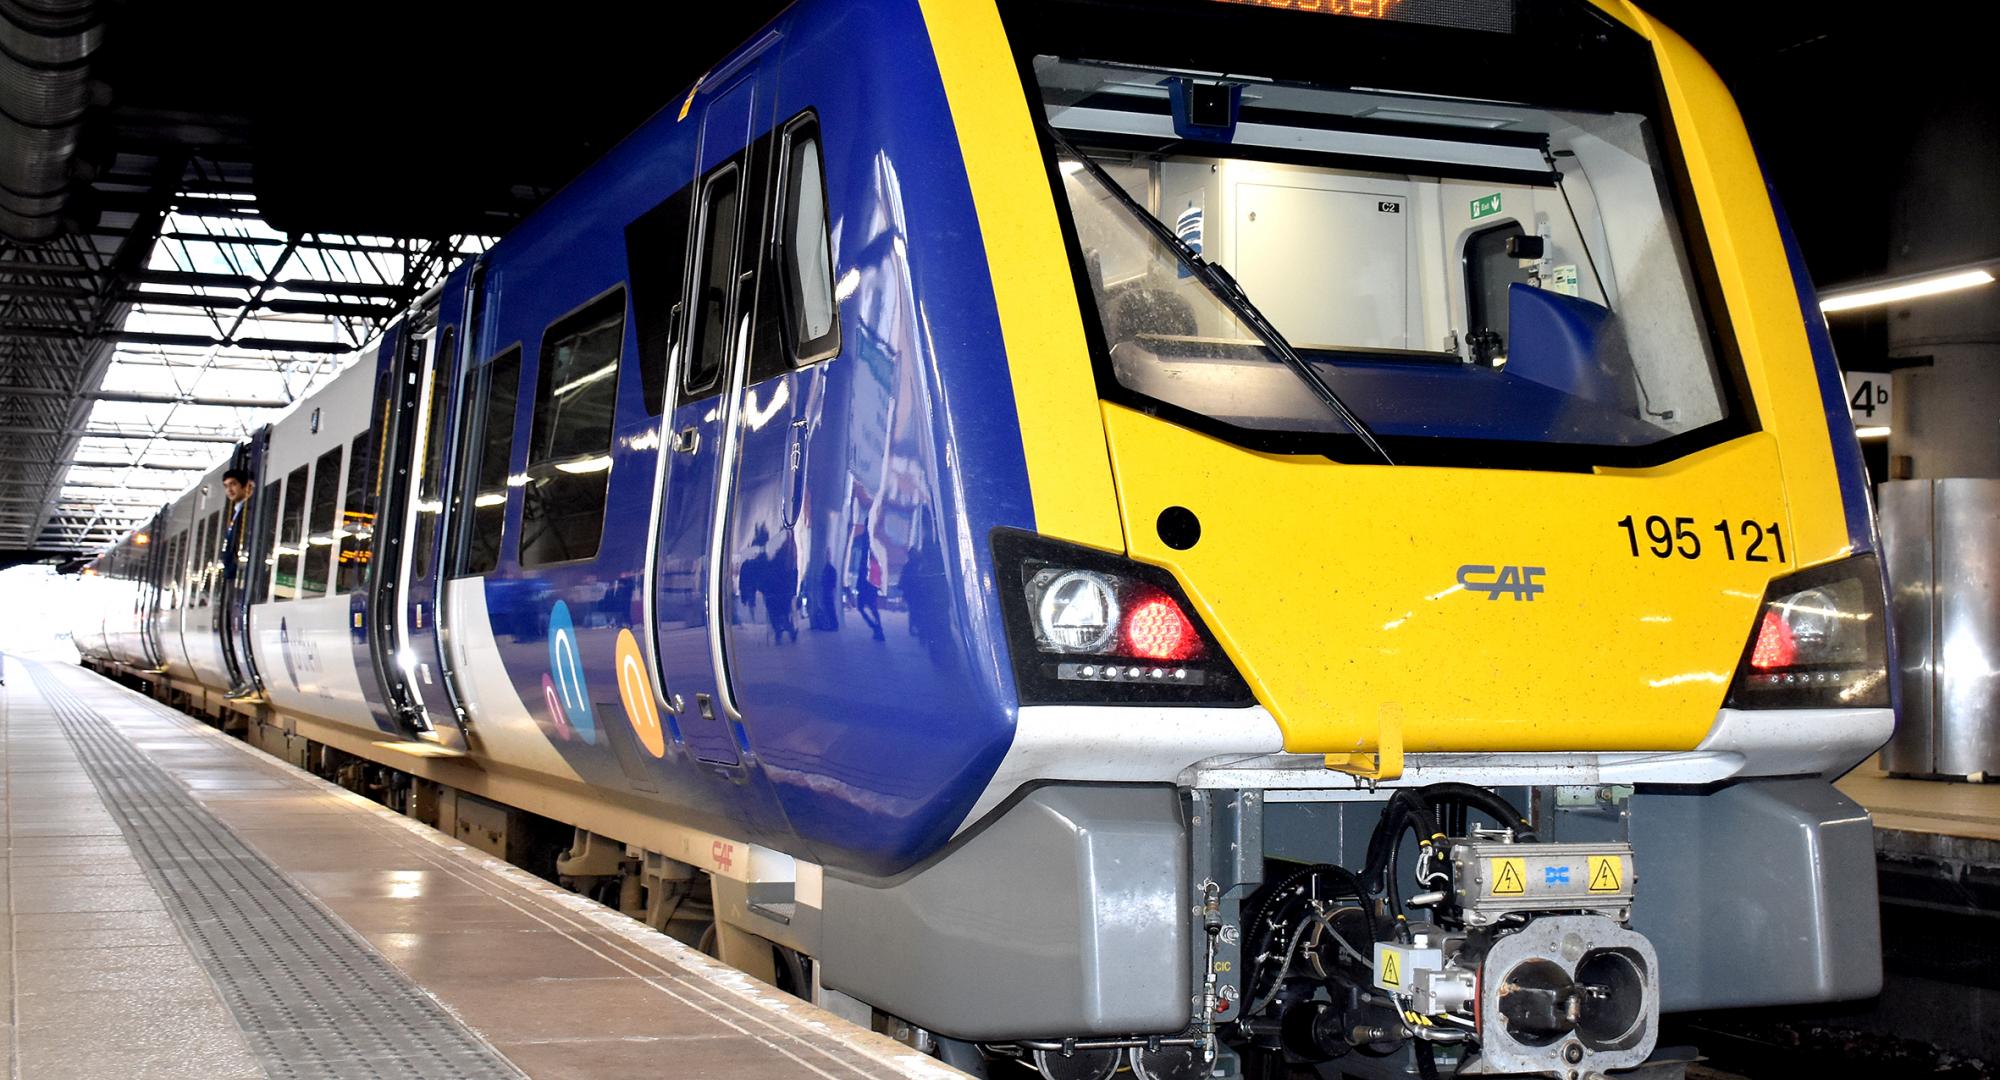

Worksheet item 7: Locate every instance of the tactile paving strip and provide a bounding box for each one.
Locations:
[26,664,528,1080]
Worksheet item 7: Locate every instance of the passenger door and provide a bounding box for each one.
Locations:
[403,275,474,742]
[359,313,447,738]
[651,74,764,767]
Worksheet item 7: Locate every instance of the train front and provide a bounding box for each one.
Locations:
[924,0,1893,1077]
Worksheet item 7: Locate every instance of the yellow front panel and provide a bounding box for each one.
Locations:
[917,0,1126,552]
[1611,2,1854,568]
[1105,405,1791,755]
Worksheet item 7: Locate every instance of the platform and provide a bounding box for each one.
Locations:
[1838,762,2000,847]
[0,657,957,1080]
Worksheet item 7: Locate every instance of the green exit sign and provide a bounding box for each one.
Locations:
[1470,193,1503,220]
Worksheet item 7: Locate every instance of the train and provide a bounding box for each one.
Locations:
[67,0,1895,1077]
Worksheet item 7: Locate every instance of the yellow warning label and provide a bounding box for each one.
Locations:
[1588,855,1624,893]
[1379,950,1401,988]
[1489,857,1527,896]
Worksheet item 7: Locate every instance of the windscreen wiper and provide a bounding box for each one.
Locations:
[1048,128,1395,467]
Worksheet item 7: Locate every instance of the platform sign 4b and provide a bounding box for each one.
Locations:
[1843,371,1890,426]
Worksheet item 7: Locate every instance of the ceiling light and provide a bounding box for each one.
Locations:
[1855,426,1891,440]
[1821,268,1995,313]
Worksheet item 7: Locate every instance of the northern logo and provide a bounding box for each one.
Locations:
[1456,565,1546,601]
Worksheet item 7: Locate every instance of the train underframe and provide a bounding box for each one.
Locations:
[90,660,1879,1080]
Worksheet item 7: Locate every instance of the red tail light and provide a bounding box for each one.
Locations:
[1749,609,1797,671]
[1125,595,1202,661]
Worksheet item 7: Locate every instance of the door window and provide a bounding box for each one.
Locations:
[459,347,522,576]
[780,119,840,364]
[303,445,343,598]
[337,431,375,594]
[411,329,453,580]
[685,167,741,397]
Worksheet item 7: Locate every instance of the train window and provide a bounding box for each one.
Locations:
[187,516,208,607]
[303,446,343,598]
[204,510,223,606]
[411,328,454,580]
[460,347,522,577]
[685,165,741,397]
[520,291,624,568]
[274,466,308,601]
[337,431,375,594]
[626,188,692,415]
[779,118,841,364]
[252,481,281,605]
[197,511,220,607]
[166,530,186,608]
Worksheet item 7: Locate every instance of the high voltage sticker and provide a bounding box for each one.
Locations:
[1489,857,1526,896]
[1379,950,1401,988]
[1588,855,1624,893]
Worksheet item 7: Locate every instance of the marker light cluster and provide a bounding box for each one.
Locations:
[995,529,1247,705]
[1028,568,1207,668]
[1729,555,1889,710]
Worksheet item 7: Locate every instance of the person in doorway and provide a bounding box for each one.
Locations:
[219,468,258,700]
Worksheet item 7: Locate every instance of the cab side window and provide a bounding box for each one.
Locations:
[779,117,840,365]
[685,166,742,398]
[520,291,625,567]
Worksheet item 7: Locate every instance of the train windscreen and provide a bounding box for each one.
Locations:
[1015,0,1746,467]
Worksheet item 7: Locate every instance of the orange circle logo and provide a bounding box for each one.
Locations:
[614,628,667,758]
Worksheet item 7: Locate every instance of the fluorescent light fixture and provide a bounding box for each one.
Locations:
[1856,426,1892,440]
[473,492,506,508]
[1821,268,1995,313]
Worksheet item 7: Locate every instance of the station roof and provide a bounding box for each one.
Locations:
[0,0,1983,565]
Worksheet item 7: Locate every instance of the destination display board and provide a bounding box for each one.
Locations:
[1208,0,1515,33]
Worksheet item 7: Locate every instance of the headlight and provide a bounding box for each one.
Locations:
[1033,570,1122,653]
[996,530,1248,705]
[1727,554,1889,709]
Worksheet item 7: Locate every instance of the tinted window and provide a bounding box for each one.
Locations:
[685,167,740,397]
[274,466,308,601]
[303,446,343,598]
[198,511,220,607]
[781,124,840,363]
[167,530,186,608]
[626,189,692,415]
[252,481,281,604]
[337,431,375,594]
[188,516,209,607]
[460,347,521,576]
[520,292,624,567]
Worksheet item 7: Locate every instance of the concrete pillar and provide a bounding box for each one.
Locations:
[1885,85,2000,479]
